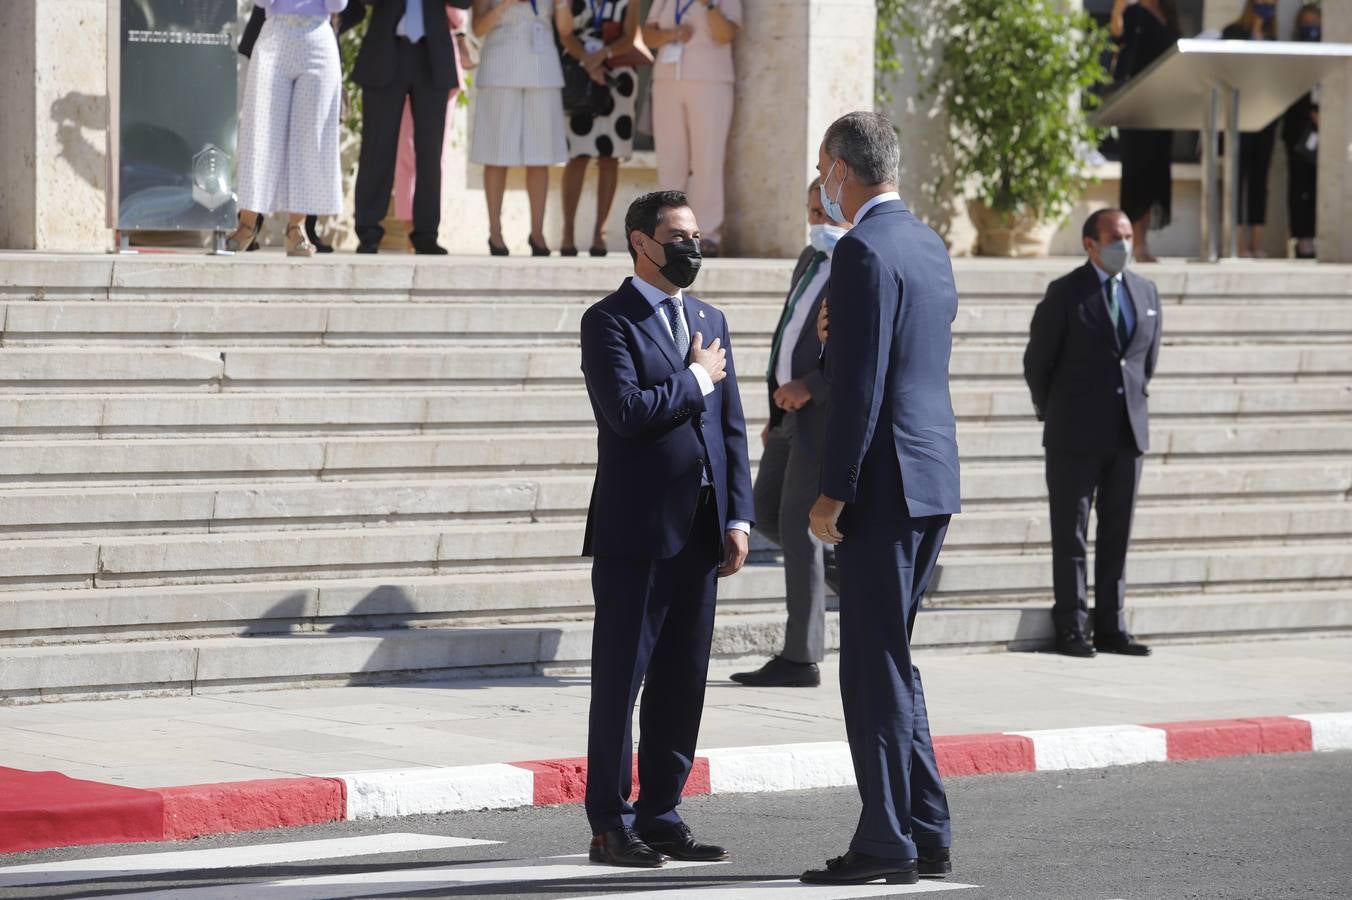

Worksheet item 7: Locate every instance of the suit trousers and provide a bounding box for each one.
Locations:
[354,39,450,246]
[752,416,827,663]
[1045,441,1143,639]
[584,490,721,835]
[836,515,951,859]
[651,79,733,243]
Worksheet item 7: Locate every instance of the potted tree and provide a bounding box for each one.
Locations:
[931,0,1111,256]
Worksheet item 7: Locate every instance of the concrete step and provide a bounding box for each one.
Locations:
[5,382,1351,438]
[3,532,1351,634]
[1,421,1348,486]
[1,344,1350,390]
[0,460,1346,536]
[2,588,1349,703]
[8,300,1352,345]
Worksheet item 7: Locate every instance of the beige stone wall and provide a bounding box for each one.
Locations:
[0,4,38,249]
[1318,0,1351,262]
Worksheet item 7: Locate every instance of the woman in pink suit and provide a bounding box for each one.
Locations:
[391,7,469,237]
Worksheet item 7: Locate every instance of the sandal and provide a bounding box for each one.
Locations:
[225,214,262,253]
[285,223,315,257]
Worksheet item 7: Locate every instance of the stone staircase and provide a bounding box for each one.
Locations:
[1,254,1351,703]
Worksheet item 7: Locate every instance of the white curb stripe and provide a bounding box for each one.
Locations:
[1293,712,1352,751]
[1010,725,1168,771]
[703,741,856,794]
[337,764,534,820]
[571,879,980,898]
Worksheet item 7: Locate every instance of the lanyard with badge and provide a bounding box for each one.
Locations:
[659,0,698,64]
[583,0,607,53]
[528,0,551,54]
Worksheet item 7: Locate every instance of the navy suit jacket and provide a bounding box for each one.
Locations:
[339,0,472,91]
[820,199,962,524]
[580,279,755,560]
[1023,262,1163,454]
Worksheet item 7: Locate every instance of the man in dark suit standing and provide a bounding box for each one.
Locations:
[802,112,962,888]
[732,178,848,689]
[1023,208,1162,659]
[579,190,754,868]
[340,0,471,254]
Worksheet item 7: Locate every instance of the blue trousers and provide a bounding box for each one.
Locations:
[836,514,952,859]
[584,495,720,835]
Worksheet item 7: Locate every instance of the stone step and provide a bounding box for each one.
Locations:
[0,421,1347,486]
[0,343,1349,390]
[5,382,1350,438]
[2,587,1349,703]
[8,300,1352,345]
[0,459,1347,538]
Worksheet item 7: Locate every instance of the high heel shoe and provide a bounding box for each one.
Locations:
[305,215,333,254]
[225,214,262,253]
[488,238,509,257]
[528,235,551,257]
[285,223,315,258]
[559,245,579,257]
[589,244,608,257]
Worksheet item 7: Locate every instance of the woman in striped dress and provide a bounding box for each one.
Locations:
[471,0,570,256]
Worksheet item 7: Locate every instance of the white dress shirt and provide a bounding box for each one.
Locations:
[774,252,832,388]
[630,274,750,536]
[853,191,902,226]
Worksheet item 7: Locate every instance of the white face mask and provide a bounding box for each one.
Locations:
[1098,238,1132,276]
[809,223,848,254]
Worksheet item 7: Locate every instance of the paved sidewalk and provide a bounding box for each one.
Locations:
[3,636,1350,789]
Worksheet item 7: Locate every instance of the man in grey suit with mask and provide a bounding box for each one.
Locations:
[1023,208,1163,659]
[734,178,849,688]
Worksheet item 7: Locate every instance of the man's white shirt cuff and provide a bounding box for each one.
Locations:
[727,520,750,535]
[689,363,715,396]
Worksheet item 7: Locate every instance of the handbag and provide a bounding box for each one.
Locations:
[601,19,654,70]
[454,31,480,71]
[562,56,612,117]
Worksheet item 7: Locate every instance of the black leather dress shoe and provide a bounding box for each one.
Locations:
[801,851,918,885]
[1055,631,1097,658]
[640,823,728,861]
[1095,634,1152,656]
[918,846,952,877]
[412,240,449,255]
[589,827,664,868]
[356,240,380,254]
[730,655,820,687]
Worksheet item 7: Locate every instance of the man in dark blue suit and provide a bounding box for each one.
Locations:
[802,112,962,888]
[579,191,755,868]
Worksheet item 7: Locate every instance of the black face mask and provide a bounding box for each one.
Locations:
[645,238,702,289]
[1300,26,1321,42]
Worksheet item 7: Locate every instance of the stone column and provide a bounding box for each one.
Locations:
[723,0,875,258]
[1317,2,1352,262]
[0,0,108,251]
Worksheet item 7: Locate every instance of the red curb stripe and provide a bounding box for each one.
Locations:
[512,757,711,807]
[156,777,346,841]
[1150,716,1314,760]
[1242,716,1313,754]
[934,733,1037,777]
[0,767,164,853]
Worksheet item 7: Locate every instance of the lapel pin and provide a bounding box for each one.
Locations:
[698,310,705,319]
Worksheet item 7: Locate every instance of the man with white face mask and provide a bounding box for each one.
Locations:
[1023,208,1163,659]
[733,178,849,688]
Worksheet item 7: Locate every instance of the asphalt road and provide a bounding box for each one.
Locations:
[2,753,1349,899]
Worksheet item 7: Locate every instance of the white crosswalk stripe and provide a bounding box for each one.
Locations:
[0,832,981,898]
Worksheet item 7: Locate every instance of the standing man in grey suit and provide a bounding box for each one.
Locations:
[1023,208,1162,659]
[803,112,962,887]
[733,179,849,689]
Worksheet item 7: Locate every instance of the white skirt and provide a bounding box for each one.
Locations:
[470,86,568,167]
[235,16,343,215]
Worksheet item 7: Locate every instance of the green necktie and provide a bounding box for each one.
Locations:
[767,252,826,379]
[1106,277,1129,347]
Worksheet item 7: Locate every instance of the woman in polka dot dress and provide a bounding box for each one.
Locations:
[557,0,644,257]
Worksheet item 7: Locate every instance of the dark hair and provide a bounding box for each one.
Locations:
[1293,2,1321,38]
[1083,208,1128,242]
[625,190,690,262]
[808,176,821,194]
[823,111,900,187]
[1235,0,1278,39]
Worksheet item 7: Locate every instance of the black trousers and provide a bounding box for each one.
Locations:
[1237,124,1278,226]
[353,39,449,246]
[1287,147,1317,240]
[1046,432,1143,640]
[584,489,721,835]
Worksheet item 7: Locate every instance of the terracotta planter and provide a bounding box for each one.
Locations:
[968,201,1057,258]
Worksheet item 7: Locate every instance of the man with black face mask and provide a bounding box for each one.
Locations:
[578,190,755,868]
[1024,208,1163,660]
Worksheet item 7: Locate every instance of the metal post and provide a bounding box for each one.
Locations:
[1222,86,1241,259]
[1200,86,1220,262]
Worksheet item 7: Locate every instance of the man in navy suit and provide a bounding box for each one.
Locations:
[802,112,962,888]
[1023,208,1161,659]
[579,190,755,868]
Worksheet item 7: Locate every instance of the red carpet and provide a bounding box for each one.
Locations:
[0,767,163,853]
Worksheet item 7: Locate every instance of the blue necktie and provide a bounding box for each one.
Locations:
[399,0,425,43]
[1106,277,1129,347]
[663,296,690,361]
